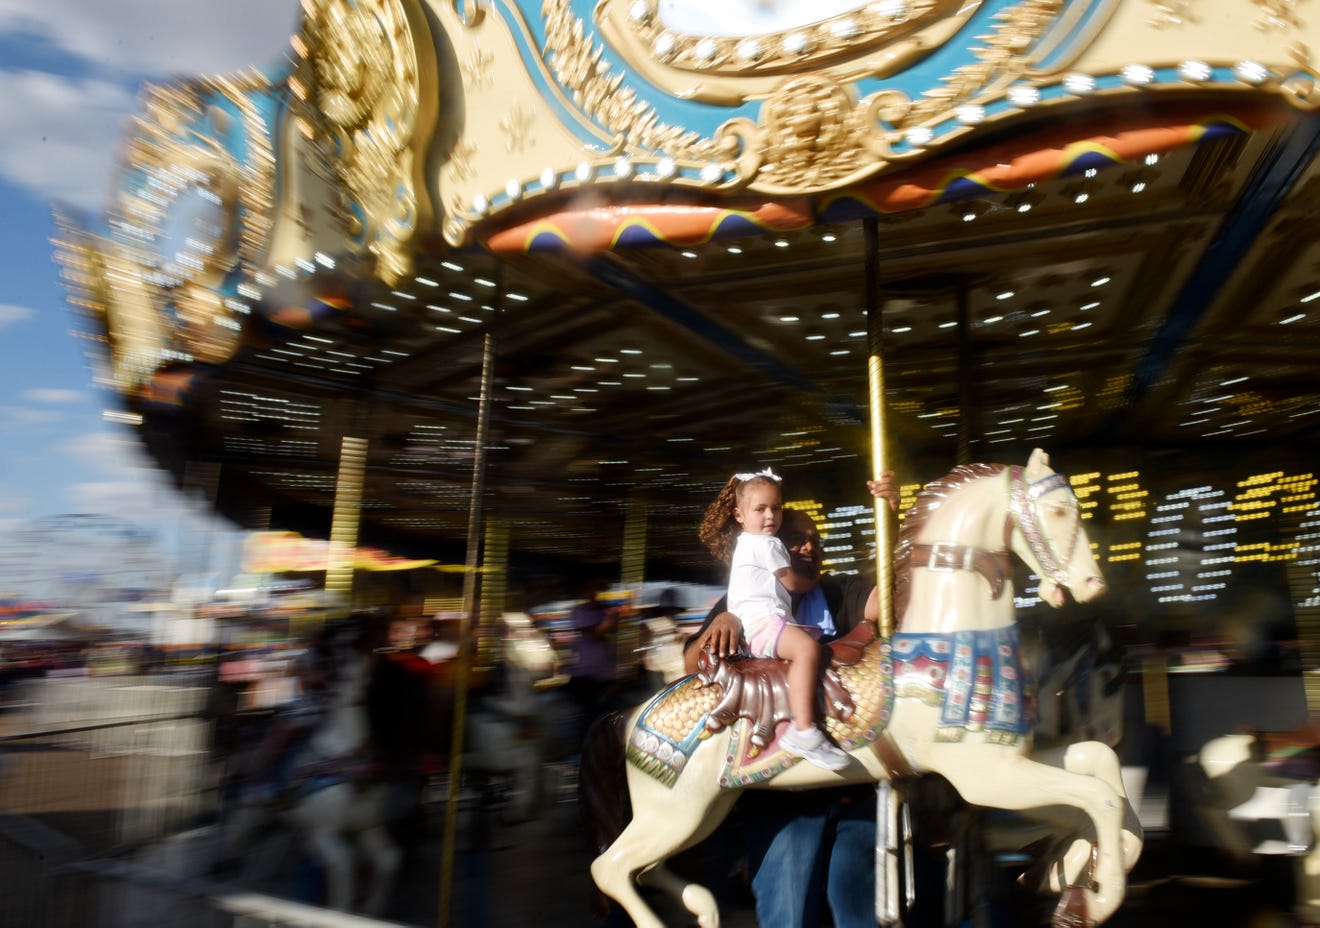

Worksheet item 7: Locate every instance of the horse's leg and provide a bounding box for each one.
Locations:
[933,750,1127,925]
[216,801,270,871]
[591,772,739,928]
[638,864,721,927]
[1056,742,1143,881]
[356,820,401,916]
[1012,741,1143,895]
[304,824,355,910]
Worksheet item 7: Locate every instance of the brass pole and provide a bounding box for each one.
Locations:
[325,436,367,612]
[438,318,498,925]
[864,218,895,639]
[865,218,903,928]
[621,493,647,589]
[478,517,509,671]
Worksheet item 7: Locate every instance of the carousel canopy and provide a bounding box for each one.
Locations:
[54,0,1320,574]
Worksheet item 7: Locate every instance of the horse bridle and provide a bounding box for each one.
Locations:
[910,466,1081,597]
[1007,466,1081,587]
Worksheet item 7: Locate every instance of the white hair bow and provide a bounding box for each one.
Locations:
[733,467,781,482]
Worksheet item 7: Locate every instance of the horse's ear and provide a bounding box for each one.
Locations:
[1025,447,1051,478]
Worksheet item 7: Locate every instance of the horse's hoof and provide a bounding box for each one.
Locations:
[1053,885,1093,928]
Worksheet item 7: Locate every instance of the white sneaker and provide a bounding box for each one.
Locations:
[780,726,850,771]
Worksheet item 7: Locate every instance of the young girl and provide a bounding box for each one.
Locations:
[698,468,850,771]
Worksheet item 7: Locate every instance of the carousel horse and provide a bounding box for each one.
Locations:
[461,612,565,823]
[1197,727,1320,921]
[1029,619,1127,751]
[590,449,1143,928]
[220,630,403,915]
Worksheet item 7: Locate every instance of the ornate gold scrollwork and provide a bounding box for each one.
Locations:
[1255,0,1301,31]
[452,0,486,28]
[756,76,866,190]
[544,0,1063,194]
[1281,42,1320,106]
[1146,0,1196,28]
[56,75,277,385]
[542,0,724,162]
[297,0,437,285]
[598,0,981,83]
[53,217,168,395]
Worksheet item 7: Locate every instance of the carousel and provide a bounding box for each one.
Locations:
[52,0,1320,924]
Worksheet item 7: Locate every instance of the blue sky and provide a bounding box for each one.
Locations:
[0,0,301,579]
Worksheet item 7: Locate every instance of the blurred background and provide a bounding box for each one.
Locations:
[4,1,1320,927]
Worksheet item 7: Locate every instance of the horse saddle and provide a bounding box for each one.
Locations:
[695,622,875,750]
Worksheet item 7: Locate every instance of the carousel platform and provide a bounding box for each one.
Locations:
[23,769,1304,928]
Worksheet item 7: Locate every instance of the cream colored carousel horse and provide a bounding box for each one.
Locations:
[1198,728,1320,922]
[591,449,1143,928]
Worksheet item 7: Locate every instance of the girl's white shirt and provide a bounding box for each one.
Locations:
[728,531,791,622]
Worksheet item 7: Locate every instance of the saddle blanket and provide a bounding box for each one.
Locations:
[890,625,1035,744]
[626,627,1033,787]
[626,641,894,788]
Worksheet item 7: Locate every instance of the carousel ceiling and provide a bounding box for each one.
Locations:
[53,0,1320,577]
[82,109,1320,575]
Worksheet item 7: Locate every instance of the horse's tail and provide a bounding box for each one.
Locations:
[579,706,634,854]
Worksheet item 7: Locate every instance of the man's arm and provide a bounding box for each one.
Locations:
[575,603,620,639]
[681,593,742,674]
[682,612,742,673]
[863,470,899,624]
[864,587,879,624]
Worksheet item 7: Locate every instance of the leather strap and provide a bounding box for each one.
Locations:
[909,542,1014,600]
[871,731,914,780]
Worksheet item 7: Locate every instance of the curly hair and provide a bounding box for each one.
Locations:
[698,473,782,566]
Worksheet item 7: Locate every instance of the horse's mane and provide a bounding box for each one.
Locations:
[892,462,1006,630]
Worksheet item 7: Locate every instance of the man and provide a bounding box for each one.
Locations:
[566,577,621,739]
[684,507,878,669]
[683,481,895,928]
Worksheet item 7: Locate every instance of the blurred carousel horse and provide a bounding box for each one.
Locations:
[460,613,566,823]
[1028,619,1127,751]
[588,450,1143,928]
[219,631,403,915]
[1198,727,1320,921]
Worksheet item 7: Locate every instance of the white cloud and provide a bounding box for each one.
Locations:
[0,69,147,207]
[0,404,62,425]
[23,387,85,404]
[59,431,236,539]
[0,0,303,208]
[0,304,34,330]
[60,427,153,478]
[0,0,302,79]
[0,488,25,516]
[65,478,182,522]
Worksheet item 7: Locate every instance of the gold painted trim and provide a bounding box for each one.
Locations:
[295,0,440,285]
[540,0,1063,195]
[596,0,983,95]
[60,72,278,375]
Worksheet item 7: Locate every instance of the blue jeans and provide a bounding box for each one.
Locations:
[743,787,877,928]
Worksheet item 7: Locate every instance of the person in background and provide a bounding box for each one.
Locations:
[242,632,336,806]
[637,586,686,691]
[566,577,621,741]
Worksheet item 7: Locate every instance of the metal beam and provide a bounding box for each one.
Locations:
[1124,115,1320,403]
